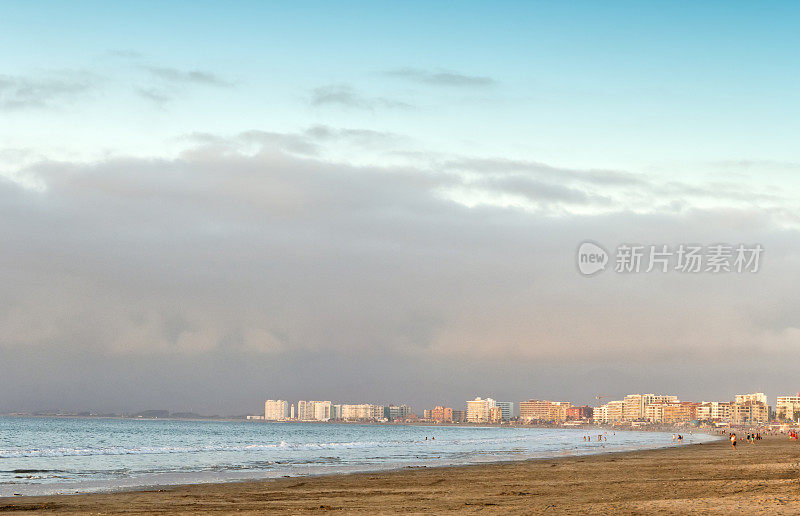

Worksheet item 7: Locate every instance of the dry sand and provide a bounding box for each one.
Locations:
[2,434,800,514]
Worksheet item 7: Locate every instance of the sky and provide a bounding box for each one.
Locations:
[1,1,799,415]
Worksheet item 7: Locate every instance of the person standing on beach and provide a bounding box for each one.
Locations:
[730,433,737,450]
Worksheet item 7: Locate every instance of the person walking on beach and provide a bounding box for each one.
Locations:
[730,433,737,450]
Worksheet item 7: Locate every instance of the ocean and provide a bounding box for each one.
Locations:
[0,417,718,496]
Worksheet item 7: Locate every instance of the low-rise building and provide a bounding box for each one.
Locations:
[430,406,453,423]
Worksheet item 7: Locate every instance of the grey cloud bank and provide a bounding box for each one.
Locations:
[0,136,798,414]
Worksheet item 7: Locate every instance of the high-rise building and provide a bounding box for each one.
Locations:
[290,404,296,419]
[296,401,333,421]
[519,400,551,421]
[297,401,315,421]
[776,394,800,421]
[496,401,514,421]
[264,399,289,421]
[466,397,496,422]
[623,394,644,421]
[313,401,332,421]
[451,409,466,423]
[385,404,412,421]
[519,400,571,422]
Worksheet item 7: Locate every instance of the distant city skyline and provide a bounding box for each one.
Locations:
[2,2,800,415]
[251,390,796,426]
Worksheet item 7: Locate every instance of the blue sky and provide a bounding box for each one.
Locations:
[2,1,799,175]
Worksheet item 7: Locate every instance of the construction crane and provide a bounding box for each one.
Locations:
[596,395,607,404]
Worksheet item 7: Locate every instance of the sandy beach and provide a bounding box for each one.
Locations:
[2,434,799,514]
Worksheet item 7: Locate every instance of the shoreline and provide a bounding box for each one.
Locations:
[0,429,720,498]
[10,435,798,514]
[4,436,797,514]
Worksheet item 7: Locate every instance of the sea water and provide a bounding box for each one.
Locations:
[0,417,718,496]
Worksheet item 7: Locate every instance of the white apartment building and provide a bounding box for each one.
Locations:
[593,404,608,423]
[594,400,624,423]
[645,403,668,422]
[340,404,384,421]
[313,401,332,421]
[623,394,680,421]
[551,402,573,423]
[466,397,496,423]
[297,401,314,421]
[697,401,731,422]
[264,399,289,421]
[776,394,800,421]
[735,392,768,405]
[606,400,624,422]
[296,401,333,421]
[623,394,646,421]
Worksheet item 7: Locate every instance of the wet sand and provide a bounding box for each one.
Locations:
[2,435,800,514]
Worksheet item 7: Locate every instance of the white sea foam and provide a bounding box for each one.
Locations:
[0,437,522,458]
